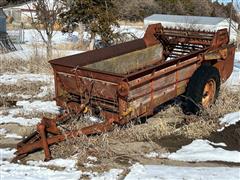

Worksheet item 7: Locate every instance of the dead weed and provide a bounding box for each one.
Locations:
[48,87,240,170]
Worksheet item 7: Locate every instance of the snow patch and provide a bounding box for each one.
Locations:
[0,101,59,126]
[0,160,81,180]
[125,163,240,180]
[16,100,60,114]
[0,148,16,161]
[163,139,240,163]
[0,115,41,126]
[0,128,7,135]
[0,74,52,85]
[5,133,23,139]
[219,111,240,127]
[27,158,77,171]
[225,51,240,88]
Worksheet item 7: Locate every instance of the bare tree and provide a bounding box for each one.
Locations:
[29,0,63,59]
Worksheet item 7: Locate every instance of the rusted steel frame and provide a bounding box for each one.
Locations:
[129,77,192,102]
[42,117,61,135]
[143,24,163,47]
[125,87,181,123]
[210,28,229,49]
[56,96,119,113]
[156,30,215,38]
[173,46,198,52]
[128,57,200,89]
[88,101,119,113]
[53,70,61,103]
[57,79,118,102]
[171,49,191,53]
[160,33,214,41]
[126,48,208,81]
[15,112,70,150]
[162,31,215,38]
[53,65,125,83]
[165,38,212,46]
[49,39,146,68]
[100,111,119,122]
[179,40,212,46]
[69,72,119,99]
[163,32,215,38]
[75,95,118,108]
[204,44,235,61]
[17,131,39,148]
[15,120,115,156]
[206,43,235,54]
[164,27,215,34]
[213,46,235,82]
[37,123,52,161]
[157,36,211,47]
[72,66,122,86]
[170,44,204,49]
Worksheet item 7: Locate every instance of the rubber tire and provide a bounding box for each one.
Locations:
[185,65,220,113]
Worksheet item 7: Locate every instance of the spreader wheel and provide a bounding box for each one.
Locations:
[186,65,220,111]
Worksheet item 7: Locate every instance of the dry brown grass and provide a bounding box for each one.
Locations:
[0,42,81,74]
[49,87,240,169]
[0,55,52,74]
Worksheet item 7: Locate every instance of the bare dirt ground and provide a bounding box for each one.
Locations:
[0,57,240,177]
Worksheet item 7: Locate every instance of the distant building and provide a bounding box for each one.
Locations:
[144,14,239,42]
[4,2,36,23]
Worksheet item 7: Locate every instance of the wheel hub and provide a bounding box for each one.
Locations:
[202,79,216,107]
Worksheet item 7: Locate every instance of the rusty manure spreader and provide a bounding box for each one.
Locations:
[13,23,235,162]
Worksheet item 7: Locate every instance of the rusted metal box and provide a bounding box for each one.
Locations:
[49,23,235,124]
[14,23,235,162]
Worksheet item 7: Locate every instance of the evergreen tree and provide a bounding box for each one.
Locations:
[59,0,119,49]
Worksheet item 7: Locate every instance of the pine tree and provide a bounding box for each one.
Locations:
[59,0,119,49]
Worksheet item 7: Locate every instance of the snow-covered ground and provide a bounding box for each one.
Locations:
[1,147,239,180]
[0,113,41,126]
[0,44,82,61]
[0,148,123,180]
[145,111,240,164]
[0,74,52,84]
[146,139,240,163]
[219,111,240,127]
[163,139,240,163]
[0,100,59,126]
[0,73,57,127]
[225,51,240,88]
[125,163,240,180]
[16,100,60,114]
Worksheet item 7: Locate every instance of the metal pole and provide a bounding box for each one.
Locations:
[228,0,234,40]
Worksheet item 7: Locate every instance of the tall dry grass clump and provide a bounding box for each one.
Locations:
[0,42,80,74]
[0,54,52,74]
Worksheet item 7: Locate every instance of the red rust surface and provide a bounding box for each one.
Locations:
[13,23,235,162]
